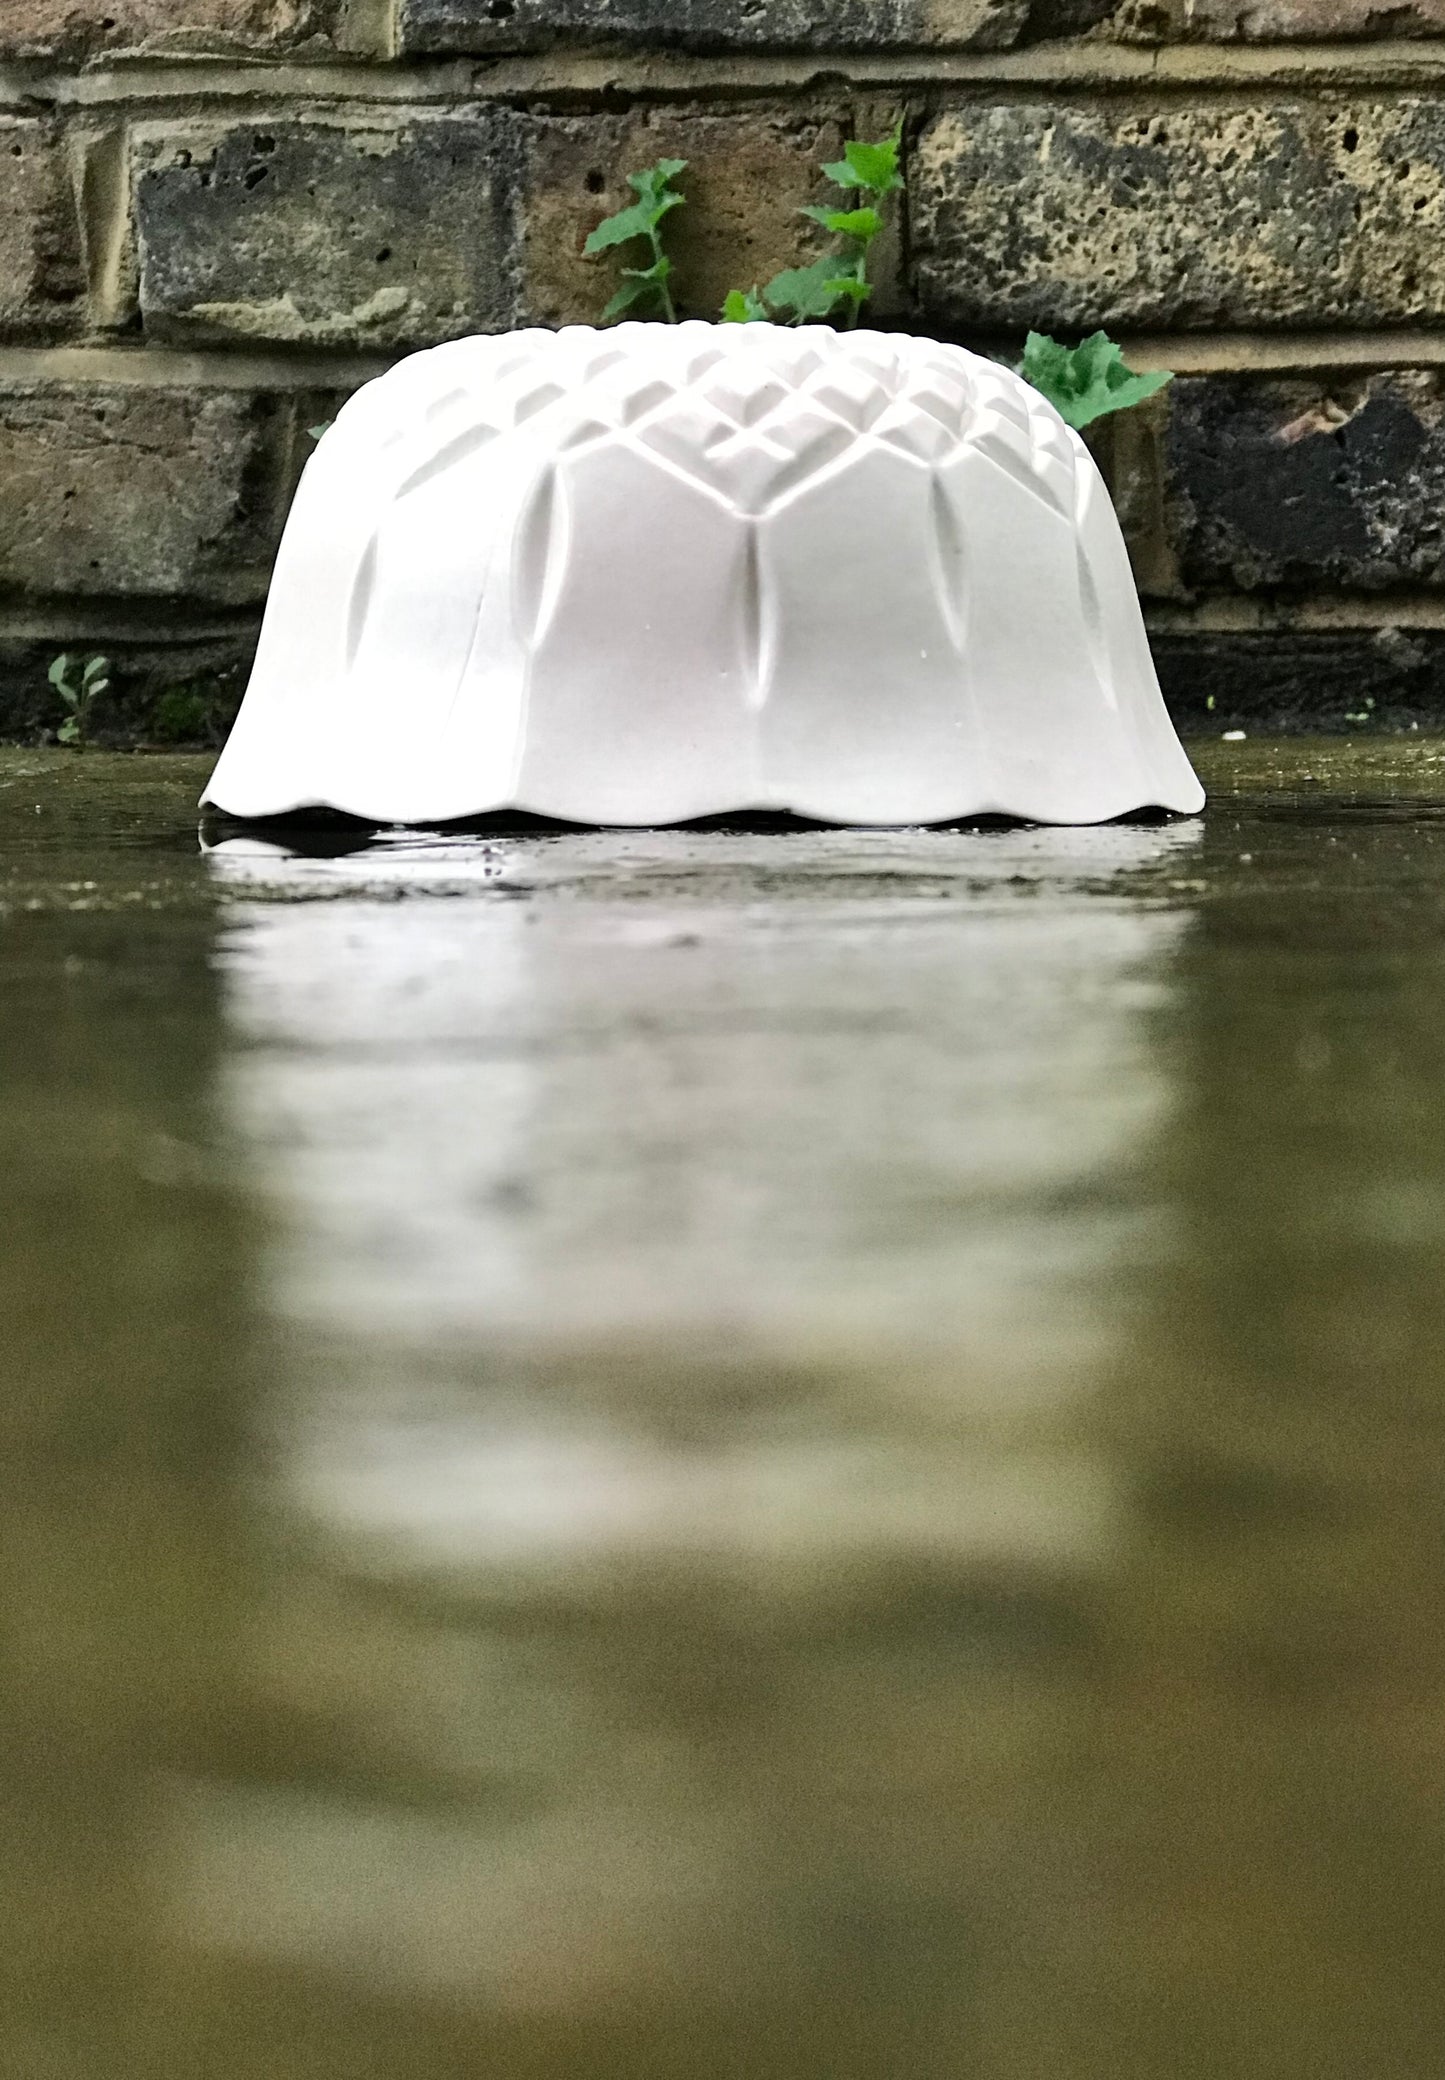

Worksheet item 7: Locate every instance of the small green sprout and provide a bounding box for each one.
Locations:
[1018,331,1173,430]
[722,287,770,324]
[585,159,688,323]
[49,652,111,749]
[308,421,334,443]
[724,124,903,329]
[821,132,906,201]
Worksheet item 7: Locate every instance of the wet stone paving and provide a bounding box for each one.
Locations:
[5,737,1445,2078]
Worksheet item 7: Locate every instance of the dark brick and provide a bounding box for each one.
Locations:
[0,384,291,603]
[1166,373,1445,593]
[10,623,1443,746]
[1022,0,1128,34]
[0,0,349,59]
[519,105,902,326]
[1153,628,1445,733]
[912,101,1445,331]
[1084,393,1178,598]
[0,120,84,341]
[134,117,520,351]
[401,0,1024,52]
[0,628,255,746]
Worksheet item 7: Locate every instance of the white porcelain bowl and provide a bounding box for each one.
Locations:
[203,322,1204,827]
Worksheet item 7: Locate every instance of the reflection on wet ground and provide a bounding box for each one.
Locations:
[6,737,1445,2077]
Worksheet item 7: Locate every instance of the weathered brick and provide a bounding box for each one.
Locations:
[1180,0,1445,37]
[0,384,290,602]
[0,0,349,59]
[401,0,1023,54]
[1165,373,1445,594]
[1024,0,1445,39]
[134,118,519,351]
[912,102,1445,332]
[519,106,902,327]
[0,120,83,341]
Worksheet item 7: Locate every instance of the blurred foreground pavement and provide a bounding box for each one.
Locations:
[4,738,1445,2080]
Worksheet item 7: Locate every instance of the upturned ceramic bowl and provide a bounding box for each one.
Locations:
[203,321,1204,827]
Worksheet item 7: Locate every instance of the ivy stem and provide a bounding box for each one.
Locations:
[650,222,678,323]
[849,240,868,329]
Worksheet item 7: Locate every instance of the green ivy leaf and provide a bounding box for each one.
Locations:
[584,196,674,254]
[824,275,872,306]
[1019,329,1173,430]
[630,158,687,194]
[1017,332,1072,397]
[822,127,903,197]
[722,287,770,323]
[764,255,852,323]
[621,164,688,224]
[601,275,663,320]
[799,205,883,242]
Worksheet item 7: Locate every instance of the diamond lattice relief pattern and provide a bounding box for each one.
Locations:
[354,325,1080,521]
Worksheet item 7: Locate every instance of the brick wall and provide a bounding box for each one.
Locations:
[5,0,1445,737]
